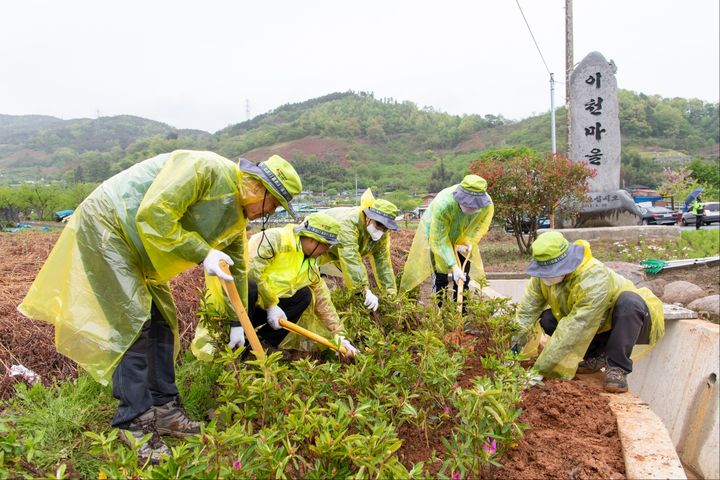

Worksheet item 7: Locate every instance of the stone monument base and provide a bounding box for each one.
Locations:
[557,190,642,228]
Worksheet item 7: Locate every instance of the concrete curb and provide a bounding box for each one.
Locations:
[606,390,687,479]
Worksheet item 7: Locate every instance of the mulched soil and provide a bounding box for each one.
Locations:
[0,229,625,478]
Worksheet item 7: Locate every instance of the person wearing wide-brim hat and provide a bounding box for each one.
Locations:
[319,189,400,312]
[400,174,494,310]
[193,212,360,360]
[18,150,302,464]
[512,231,665,393]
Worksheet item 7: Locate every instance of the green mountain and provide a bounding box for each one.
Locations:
[0,91,717,193]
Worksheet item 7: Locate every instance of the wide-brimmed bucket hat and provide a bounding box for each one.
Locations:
[238,155,302,220]
[294,212,341,246]
[364,198,399,231]
[453,175,492,210]
[526,231,585,278]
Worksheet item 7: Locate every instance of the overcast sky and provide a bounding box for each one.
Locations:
[1,1,718,133]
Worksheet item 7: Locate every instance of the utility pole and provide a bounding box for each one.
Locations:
[550,73,557,154]
[565,0,573,155]
[245,99,251,121]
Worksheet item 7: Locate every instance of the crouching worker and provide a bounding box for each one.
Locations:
[320,189,400,312]
[195,212,359,359]
[18,150,302,463]
[512,231,665,393]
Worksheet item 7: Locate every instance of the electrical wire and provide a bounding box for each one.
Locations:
[515,0,552,75]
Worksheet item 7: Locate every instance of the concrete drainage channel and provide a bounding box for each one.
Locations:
[479,277,719,479]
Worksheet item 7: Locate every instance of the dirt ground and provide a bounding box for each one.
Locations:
[0,228,711,478]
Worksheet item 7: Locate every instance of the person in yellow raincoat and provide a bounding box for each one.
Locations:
[512,231,665,393]
[399,175,494,311]
[18,150,301,463]
[320,189,399,312]
[196,212,359,358]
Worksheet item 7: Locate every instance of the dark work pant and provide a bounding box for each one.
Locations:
[241,280,313,348]
[434,253,471,310]
[695,214,704,229]
[539,291,651,373]
[111,302,179,427]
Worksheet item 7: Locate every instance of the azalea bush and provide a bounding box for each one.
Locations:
[3,292,538,479]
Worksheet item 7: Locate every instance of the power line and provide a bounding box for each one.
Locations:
[515,0,551,75]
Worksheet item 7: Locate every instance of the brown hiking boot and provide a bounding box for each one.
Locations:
[119,408,171,464]
[155,396,202,437]
[576,355,607,374]
[603,367,629,393]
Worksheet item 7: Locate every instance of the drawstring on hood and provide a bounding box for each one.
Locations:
[256,190,276,260]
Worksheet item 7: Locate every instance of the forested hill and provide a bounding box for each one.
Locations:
[0,90,717,193]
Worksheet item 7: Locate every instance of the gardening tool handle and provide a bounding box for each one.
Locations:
[219,261,266,359]
[455,246,472,311]
[278,319,349,356]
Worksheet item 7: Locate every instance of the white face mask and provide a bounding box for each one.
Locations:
[541,276,565,286]
[460,204,479,215]
[367,222,384,241]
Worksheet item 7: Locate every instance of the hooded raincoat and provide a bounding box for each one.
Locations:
[320,206,397,294]
[515,240,665,379]
[399,185,494,293]
[18,150,261,384]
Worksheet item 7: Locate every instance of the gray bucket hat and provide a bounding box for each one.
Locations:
[453,175,492,210]
[525,231,585,278]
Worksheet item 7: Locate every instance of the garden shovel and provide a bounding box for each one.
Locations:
[454,245,472,313]
[219,261,265,360]
[278,319,350,357]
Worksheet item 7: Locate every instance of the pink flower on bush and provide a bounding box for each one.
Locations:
[443,405,450,415]
[232,459,242,471]
[483,438,497,454]
[451,471,461,480]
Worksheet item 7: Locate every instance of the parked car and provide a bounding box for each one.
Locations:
[681,201,720,226]
[504,215,551,233]
[638,206,678,225]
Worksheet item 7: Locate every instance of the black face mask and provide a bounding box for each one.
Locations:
[256,190,275,260]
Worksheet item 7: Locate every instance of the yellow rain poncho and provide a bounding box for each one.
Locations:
[320,190,397,294]
[18,150,263,384]
[515,240,665,379]
[399,185,494,292]
[194,224,344,358]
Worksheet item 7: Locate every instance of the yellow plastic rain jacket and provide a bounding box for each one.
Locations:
[320,205,397,294]
[18,150,260,384]
[515,240,665,379]
[399,185,494,292]
[194,224,344,357]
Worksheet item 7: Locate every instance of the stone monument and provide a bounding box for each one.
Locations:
[569,51,642,227]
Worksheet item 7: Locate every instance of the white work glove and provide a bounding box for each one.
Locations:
[228,326,245,349]
[203,249,233,281]
[452,265,467,284]
[363,289,379,312]
[266,305,286,330]
[339,336,359,358]
[455,242,472,257]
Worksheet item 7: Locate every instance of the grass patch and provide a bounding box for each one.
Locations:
[10,375,115,476]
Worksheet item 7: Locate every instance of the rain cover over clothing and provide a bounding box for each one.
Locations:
[514,240,665,379]
[19,150,259,384]
[321,201,397,294]
[399,185,494,293]
[193,224,344,358]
